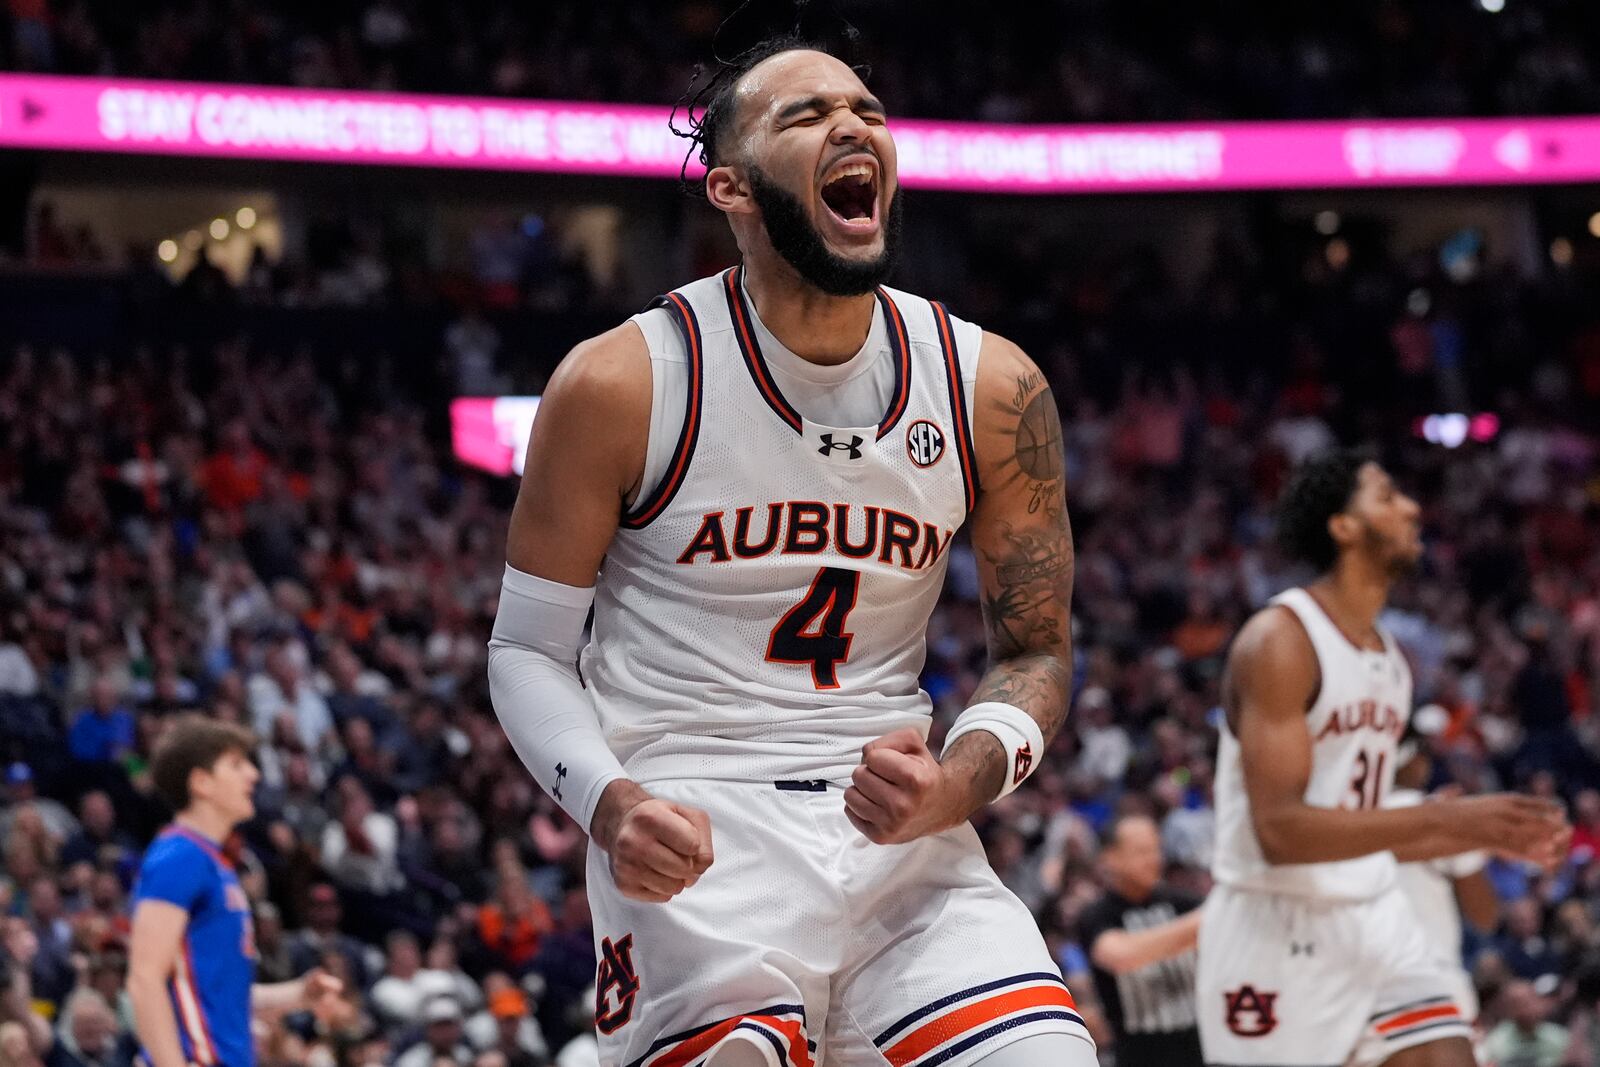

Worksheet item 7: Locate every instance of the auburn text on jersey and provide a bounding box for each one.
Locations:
[1314,700,1405,741]
[676,501,957,572]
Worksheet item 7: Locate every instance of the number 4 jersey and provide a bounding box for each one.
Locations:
[1211,587,1414,901]
[578,266,983,786]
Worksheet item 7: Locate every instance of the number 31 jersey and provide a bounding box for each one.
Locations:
[580,266,984,786]
[1212,587,1414,901]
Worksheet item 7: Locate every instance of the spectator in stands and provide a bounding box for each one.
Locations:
[252,903,295,984]
[58,795,134,873]
[466,983,546,1067]
[394,996,473,1067]
[322,774,422,944]
[66,678,135,765]
[1498,898,1564,981]
[475,857,553,977]
[249,643,335,754]
[44,992,133,1067]
[0,620,41,699]
[287,884,374,988]
[370,932,459,1030]
[0,768,75,845]
[0,920,54,1066]
[1482,980,1570,1067]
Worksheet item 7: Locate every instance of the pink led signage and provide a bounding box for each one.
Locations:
[3,74,1599,193]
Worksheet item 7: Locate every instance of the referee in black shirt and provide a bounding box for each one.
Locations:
[1079,813,1205,1066]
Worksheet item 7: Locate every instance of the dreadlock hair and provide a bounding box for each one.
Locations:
[1275,448,1372,572]
[670,29,869,198]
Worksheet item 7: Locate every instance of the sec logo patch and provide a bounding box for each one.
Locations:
[906,419,945,468]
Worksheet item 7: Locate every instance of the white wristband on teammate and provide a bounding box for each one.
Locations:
[487,564,628,833]
[942,701,1045,799]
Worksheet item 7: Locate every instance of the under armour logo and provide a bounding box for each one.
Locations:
[818,434,863,460]
[1290,941,1314,957]
[553,762,567,801]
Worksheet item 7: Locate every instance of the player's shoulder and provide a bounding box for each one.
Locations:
[972,329,1039,386]
[1229,602,1314,666]
[138,831,221,877]
[134,832,217,908]
[1223,602,1320,716]
[544,320,652,423]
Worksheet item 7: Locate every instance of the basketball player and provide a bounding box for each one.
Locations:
[1198,451,1569,1067]
[127,716,340,1067]
[488,35,1094,1067]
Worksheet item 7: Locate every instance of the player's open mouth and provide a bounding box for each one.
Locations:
[820,159,879,235]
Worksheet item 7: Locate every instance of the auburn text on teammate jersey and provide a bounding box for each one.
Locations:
[676,501,956,571]
[1314,699,1405,741]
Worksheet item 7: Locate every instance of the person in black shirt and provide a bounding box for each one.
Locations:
[1079,813,1204,1066]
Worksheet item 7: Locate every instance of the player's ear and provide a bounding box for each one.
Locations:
[185,765,207,805]
[705,164,754,215]
[1326,511,1356,550]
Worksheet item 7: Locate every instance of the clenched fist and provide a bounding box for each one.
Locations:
[845,727,972,845]
[1445,793,1570,869]
[592,780,714,902]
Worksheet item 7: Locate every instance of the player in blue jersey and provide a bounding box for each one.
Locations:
[127,716,340,1067]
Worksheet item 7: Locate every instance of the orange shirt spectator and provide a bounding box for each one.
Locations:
[200,422,272,513]
[476,882,553,971]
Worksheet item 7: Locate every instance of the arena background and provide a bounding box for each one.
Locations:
[0,3,1598,1066]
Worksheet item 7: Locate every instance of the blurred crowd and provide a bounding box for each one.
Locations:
[1,185,1600,1067]
[3,0,1599,122]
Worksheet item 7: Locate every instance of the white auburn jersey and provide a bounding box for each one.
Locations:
[1212,587,1413,901]
[579,266,984,785]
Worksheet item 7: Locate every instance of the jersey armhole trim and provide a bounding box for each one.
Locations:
[621,291,703,530]
[931,300,978,512]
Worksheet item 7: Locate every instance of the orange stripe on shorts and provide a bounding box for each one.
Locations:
[884,984,1076,1067]
[651,1014,811,1067]
[1376,1004,1461,1034]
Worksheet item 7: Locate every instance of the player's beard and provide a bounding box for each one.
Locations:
[1364,522,1421,579]
[748,164,903,297]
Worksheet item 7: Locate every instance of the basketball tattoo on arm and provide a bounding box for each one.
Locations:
[971,369,1074,741]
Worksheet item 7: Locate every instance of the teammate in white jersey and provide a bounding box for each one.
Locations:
[1198,450,1568,1067]
[487,35,1094,1067]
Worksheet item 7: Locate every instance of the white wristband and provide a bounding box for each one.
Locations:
[942,701,1045,799]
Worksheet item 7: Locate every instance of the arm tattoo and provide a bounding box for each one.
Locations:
[988,373,1066,509]
[970,372,1074,742]
[973,522,1074,739]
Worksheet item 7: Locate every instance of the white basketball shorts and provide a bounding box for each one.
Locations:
[585,778,1095,1067]
[1197,883,1472,1067]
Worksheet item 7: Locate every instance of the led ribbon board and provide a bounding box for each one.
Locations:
[2,74,1599,192]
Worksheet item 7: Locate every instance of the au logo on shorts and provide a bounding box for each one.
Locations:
[595,934,640,1034]
[1223,985,1279,1037]
[906,419,945,468]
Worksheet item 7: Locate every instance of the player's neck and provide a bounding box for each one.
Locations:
[175,805,233,844]
[740,257,877,366]
[1309,563,1389,646]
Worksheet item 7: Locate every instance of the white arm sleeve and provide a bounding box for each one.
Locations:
[487,564,627,833]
